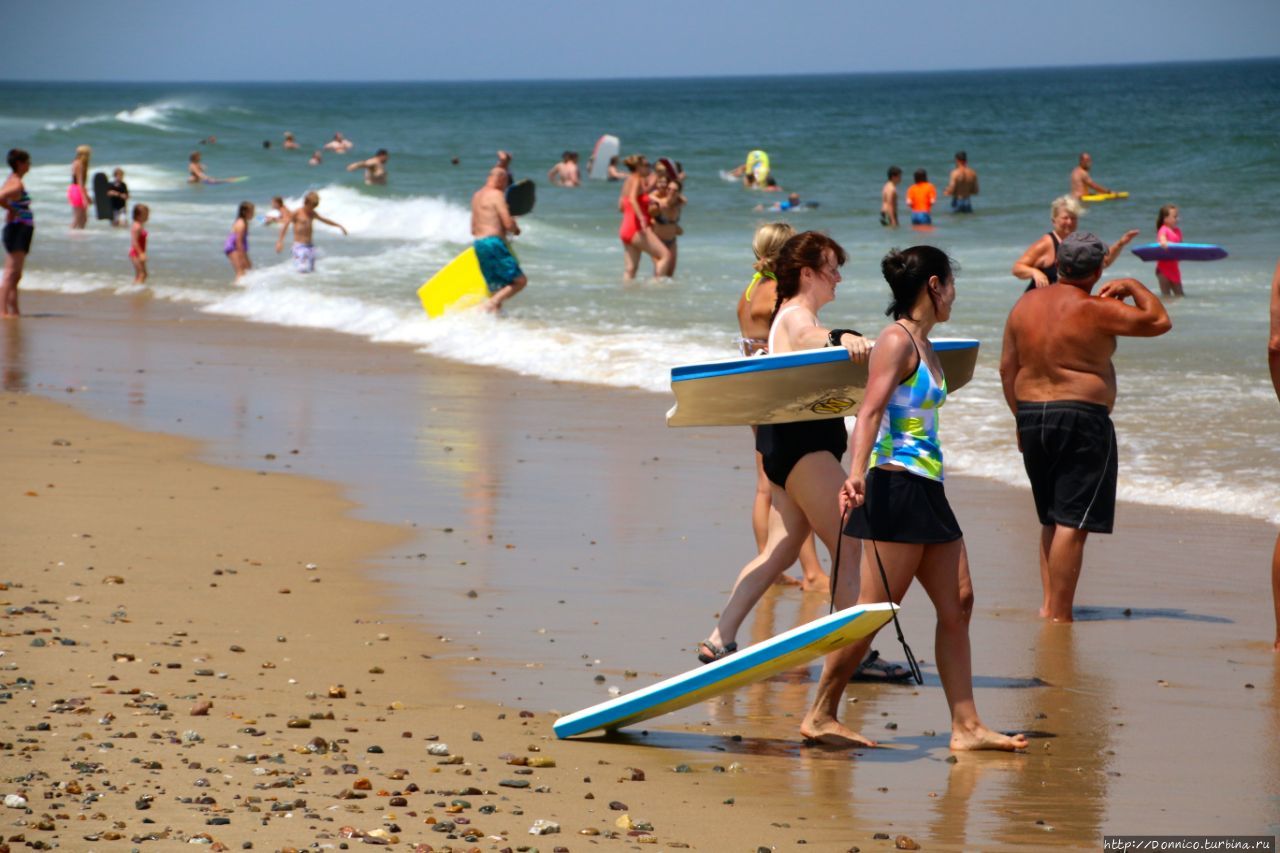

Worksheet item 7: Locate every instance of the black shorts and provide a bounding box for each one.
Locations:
[843,467,962,544]
[1016,400,1117,534]
[3,222,33,254]
[756,418,846,488]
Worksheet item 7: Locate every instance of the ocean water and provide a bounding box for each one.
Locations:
[4,60,1279,521]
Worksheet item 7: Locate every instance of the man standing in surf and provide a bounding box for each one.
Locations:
[471,167,526,313]
[999,233,1171,622]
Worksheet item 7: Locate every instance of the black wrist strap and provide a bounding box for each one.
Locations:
[827,328,862,347]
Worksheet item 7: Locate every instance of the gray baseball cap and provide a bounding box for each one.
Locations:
[1057,231,1106,279]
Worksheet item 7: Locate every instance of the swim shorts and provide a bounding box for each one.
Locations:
[843,467,962,544]
[292,243,316,273]
[910,212,932,225]
[66,184,87,209]
[1016,400,1117,534]
[474,236,523,292]
[953,198,973,213]
[3,223,33,254]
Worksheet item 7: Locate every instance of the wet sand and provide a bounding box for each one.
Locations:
[3,290,1279,849]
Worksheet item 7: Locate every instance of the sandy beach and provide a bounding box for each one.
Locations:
[3,290,1279,851]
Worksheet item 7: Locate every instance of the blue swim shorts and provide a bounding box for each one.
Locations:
[911,212,932,225]
[473,236,523,292]
[953,198,973,213]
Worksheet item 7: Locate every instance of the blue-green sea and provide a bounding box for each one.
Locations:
[3,59,1278,520]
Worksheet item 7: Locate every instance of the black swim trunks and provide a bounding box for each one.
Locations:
[2,222,33,254]
[1016,400,1117,534]
[756,418,846,488]
[843,467,962,544]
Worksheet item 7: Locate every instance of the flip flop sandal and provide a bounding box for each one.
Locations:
[850,649,912,682]
[696,640,738,665]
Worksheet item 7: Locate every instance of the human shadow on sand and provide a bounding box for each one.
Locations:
[1071,606,1231,623]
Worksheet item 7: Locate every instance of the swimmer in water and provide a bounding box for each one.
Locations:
[906,168,937,226]
[944,151,978,213]
[347,149,389,185]
[880,166,902,227]
[224,201,253,281]
[547,151,581,187]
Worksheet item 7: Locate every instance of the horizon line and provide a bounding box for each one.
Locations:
[6,54,1278,86]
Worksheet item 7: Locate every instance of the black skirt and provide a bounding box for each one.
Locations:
[843,467,962,544]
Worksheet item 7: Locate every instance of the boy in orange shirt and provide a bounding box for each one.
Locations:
[906,168,937,225]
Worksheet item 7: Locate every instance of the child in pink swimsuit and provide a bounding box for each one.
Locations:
[1155,204,1184,297]
[128,204,149,284]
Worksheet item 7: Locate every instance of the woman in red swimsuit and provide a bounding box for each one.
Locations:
[618,154,672,280]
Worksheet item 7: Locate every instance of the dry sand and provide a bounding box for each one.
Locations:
[3,291,1279,851]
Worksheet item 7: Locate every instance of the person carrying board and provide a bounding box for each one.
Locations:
[471,167,527,313]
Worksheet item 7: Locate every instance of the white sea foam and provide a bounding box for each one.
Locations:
[281,185,472,244]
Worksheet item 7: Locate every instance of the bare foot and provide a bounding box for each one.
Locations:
[950,723,1028,752]
[800,714,877,749]
[800,573,831,594]
[772,574,802,588]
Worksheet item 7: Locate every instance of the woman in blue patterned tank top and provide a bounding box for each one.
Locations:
[801,245,1029,754]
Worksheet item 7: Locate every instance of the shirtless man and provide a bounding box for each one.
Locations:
[944,151,979,213]
[282,132,299,150]
[999,232,1171,623]
[275,191,347,274]
[1268,259,1280,651]
[547,151,580,187]
[324,132,353,153]
[471,167,527,312]
[879,166,901,227]
[1070,152,1112,199]
[347,149,389,185]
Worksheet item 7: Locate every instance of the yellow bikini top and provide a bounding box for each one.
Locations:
[743,270,775,302]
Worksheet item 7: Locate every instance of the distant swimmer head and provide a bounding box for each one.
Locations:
[451,157,460,165]
[190,151,201,163]
[1079,152,1092,168]
[1156,203,1178,230]
[8,148,30,171]
[113,167,124,180]
[913,168,927,183]
[262,140,271,149]
[271,196,285,208]
[954,150,967,163]
[376,148,389,160]
[888,165,902,181]
[303,191,320,208]
[623,154,647,173]
[752,221,797,274]
[236,200,255,221]
[75,144,92,161]
[132,203,149,223]
[788,193,801,205]
[1050,194,1084,229]
[1057,232,1106,282]
[881,245,956,322]
[765,176,778,188]
[772,231,848,320]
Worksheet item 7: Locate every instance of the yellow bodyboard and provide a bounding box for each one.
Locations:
[1081,191,1129,202]
[417,247,490,318]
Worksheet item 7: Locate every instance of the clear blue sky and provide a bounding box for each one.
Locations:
[13,0,1280,81]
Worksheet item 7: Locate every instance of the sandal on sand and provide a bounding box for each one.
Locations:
[696,640,738,665]
[850,649,912,683]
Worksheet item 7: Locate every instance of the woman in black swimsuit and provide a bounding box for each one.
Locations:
[1012,195,1138,292]
[697,231,871,662]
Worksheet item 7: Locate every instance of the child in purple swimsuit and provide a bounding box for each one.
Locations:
[225,201,253,281]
